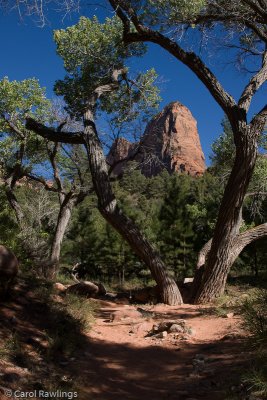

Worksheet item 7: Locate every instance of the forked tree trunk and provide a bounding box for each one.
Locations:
[193,126,259,303]
[5,176,25,226]
[83,109,183,305]
[192,222,267,303]
[4,174,81,279]
[45,195,77,278]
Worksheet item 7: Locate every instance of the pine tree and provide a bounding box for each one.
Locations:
[158,175,196,280]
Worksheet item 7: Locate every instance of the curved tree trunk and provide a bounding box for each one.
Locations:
[192,222,267,303]
[194,127,258,303]
[4,172,84,279]
[45,190,88,279]
[45,195,77,278]
[26,112,183,304]
[107,1,267,304]
[83,108,183,305]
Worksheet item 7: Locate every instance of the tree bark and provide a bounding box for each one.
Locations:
[47,192,87,278]
[26,105,184,304]
[82,108,183,305]
[194,126,258,302]
[109,0,267,303]
[191,219,267,303]
[44,194,76,278]
[4,178,25,226]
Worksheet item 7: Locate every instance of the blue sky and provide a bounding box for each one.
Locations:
[0,5,266,164]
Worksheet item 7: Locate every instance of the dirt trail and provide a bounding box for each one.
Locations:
[73,302,248,400]
[0,287,249,400]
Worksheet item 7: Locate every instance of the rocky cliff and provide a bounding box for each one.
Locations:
[107,101,205,177]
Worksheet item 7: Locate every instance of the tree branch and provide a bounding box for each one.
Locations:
[25,117,85,144]
[46,142,64,195]
[93,67,128,98]
[1,114,25,138]
[109,1,236,116]
[107,143,140,175]
[24,173,60,193]
[196,239,212,268]
[250,103,267,129]
[242,0,267,22]
[238,50,267,112]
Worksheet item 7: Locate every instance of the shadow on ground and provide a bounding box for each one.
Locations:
[0,279,250,400]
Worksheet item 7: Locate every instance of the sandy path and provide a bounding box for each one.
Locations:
[72,302,248,400]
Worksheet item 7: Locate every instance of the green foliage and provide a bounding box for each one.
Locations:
[101,68,161,129]
[242,289,267,348]
[210,117,235,177]
[0,332,25,363]
[241,289,267,397]
[157,174,197,279]
[0,77,50,123]
[0,77,51,171]
[145,0,206,24]
[54,16,160,120]
[31,283,95,359]
[61,167,224,284]
[188,172,222,239]
[0,186,19,248]
[243,362,267,398]
[54,16,144,78]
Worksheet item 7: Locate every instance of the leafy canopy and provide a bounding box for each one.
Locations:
[143,0,206,25]
[0,77,50,129]
[0,77,51,170]
[53,16,160,119]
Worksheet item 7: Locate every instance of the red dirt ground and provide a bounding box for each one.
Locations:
[0,286,250,400]
[73,301,248,400]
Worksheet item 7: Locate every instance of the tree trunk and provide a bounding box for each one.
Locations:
[45,194,77,278]
[4,176,25,226]
[83,109,183,305]
[4,177,48,270]
[194,127,258,303]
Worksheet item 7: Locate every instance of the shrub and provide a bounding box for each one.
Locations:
[241,289,267,397]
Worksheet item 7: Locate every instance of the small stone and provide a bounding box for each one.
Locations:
[226,312,234,318]
[168,324,184,333]
[155,330,168,339]
[184,277,194,284]
[53,282,67,292]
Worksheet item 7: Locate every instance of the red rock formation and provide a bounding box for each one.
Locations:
[106,137,139,176]
[107,101,205,177]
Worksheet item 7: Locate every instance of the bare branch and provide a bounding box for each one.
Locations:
[238,50,267,112]
[93,67,128,98]
[242,0,267,21]
[107,143,140,175]
[109,1,236,117]
[24,173,60,193]
[46,142,64,195]
[250,103,267,129]
[1,114,25,138]
[196,239,212,268]
[236,222,267,249]
[25,117,85,144]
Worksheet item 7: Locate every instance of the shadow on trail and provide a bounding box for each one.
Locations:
[71,335,248,400]
[0,280,250,400]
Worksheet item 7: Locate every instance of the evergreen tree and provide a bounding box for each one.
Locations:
[158,175,196,280]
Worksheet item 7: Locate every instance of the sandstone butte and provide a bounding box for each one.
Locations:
[107,101,206,177]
